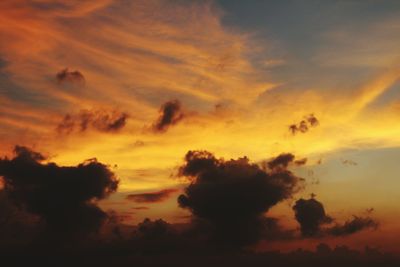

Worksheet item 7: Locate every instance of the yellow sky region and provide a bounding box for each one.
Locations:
[50,74,400,192]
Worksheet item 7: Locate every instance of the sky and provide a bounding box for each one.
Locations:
[0,0,400,258]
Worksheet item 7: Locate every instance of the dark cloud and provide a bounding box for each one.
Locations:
[130,216,294,254]
[126,188,178,203]
[177,150,304,247]
[329,216,378,236]
[153,100,185,132]
[56,68,85,84]
[267,153,295,169]
[0,190,40,245]
[289,124,298,135]
[293,197,378,237]
[129,218,195,255]
[289,114,319,135]
[0,146,119,237]
[293,197,332,237]
[258,217,297,241]
[57,109,128,134]
[265,153,307,169]
[136,218,172,239]
[307,114,319,127]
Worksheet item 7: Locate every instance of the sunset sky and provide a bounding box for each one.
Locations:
[1,0,400,255]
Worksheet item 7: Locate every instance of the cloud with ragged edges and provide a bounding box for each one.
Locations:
[289,114,319,135]
[57,108,129,134]
[177,150,305,247]
[152,100,185,133]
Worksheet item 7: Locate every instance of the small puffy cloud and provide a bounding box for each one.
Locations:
[56,68,85,84]
[293,197,332,237]
[152,100,185,133]
[289,114,319,135]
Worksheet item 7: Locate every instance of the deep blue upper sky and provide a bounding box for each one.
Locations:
[217,0,400,94]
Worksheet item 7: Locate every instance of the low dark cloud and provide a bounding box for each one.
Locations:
[57,109,128,134]
[289,114,319,135]
[329,216,378,236]
[0,147,387,264]
[153,100,185,132]
[293,197,377,237]
[56,68,85,84]
[0,146,119,238]
[135,218,175,241]
[0,190,39,245]
[177,150,304,247]
[126,188,178,203]
[128,217,195,255]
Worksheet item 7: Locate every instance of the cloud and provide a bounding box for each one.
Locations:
[56,68,85,84]
[267,153,295,169]
[265,153,307,169]
[293,197,378,237]
[152,100,185,132]
[177,150,304,246]
[129,217,204,255]
[293,197,332,237]
[289,114,319,135]
[135,218,173,239]
[329,216,378,236]
[0,146,119,237]
[126,188,178,203]
[57,109,128,134]
[0,190,39,244]
[307,113,319,127]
